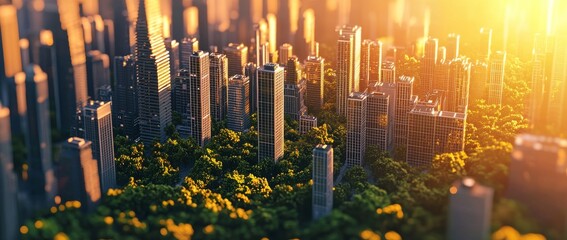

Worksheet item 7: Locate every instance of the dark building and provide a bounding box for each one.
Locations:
[113,0,131,57]
[304,55,324,113]
[112,55,139,140]
[172,69,191,137]
[227,74,251,132]
[419,38,438,96]
[0,104,18,240]
[447,178,493,240]
[209,53,229,122]
[312,144,333,220]
[86,50,111,100]
[284,57,307,122]
[245,63,258,113]
[224,43,248,77]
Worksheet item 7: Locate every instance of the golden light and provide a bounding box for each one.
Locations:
[267,14,277,53]
[184,7,199,36]
[449,186,458,195]
[162,16,171,39]
[303,9,315,45]
[40,30,54,46]
[0,5,22,77]
[289,0,299,34]
[32,0,45,12]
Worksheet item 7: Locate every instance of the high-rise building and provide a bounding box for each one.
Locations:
[224,43,248,77]
[227,74,251,132]
[279,43,293,65]
[447,178,493,240]
[38,30,61,129]
[419,38,439,96]
[180,37,199,70]
[346,92,367,167]
[361,40,382,91]
[244,63,258,113]
[381,61,396,83]
[508,134,567,231]
[487,51,506,105]
[58,137,101,212]
[112,55,139,140]
[437,47,447,63]
[172,69,191,137]
[304,55,324,113]
[284,80,308,122]
[312,144,333,219]
[479,28,492,61]
[113,0,131,57]
[83,101,115,194]
[165,38,180,86]
[547,32,567,133]
[0,104,18,240]
[394,76,416,152]
[299,115,317,134]
[469,61,488,101]
[23,65,57,208]
[136,0,172,145]
[86,50,111,100]
[376,82,397,152]
[187,51,212,147]
[447,58,471,112]
[257,63,285,162]
[446,34,460,61]
[209,53,228,122]
[366,92,390,152]
[336,25,362,116]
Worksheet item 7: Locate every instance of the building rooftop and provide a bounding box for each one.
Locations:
[438,111,466,120]
[348,92,367,100]
[398,75,414,83]
[66,137,90,147]
[261,63,281,71]
[300,115,317,120]
[315,144,331,151]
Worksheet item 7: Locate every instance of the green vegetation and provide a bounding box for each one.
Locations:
[20,55,549,239]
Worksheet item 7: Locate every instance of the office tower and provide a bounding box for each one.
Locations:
[38,30,61,127]
[479,28,492,61]
[165,38,180,86]
[469,61,489,101]
[366,92,390,152]
[407,94,466,167]
[180,37,199,69]
[381,61,396,83]
[446,34,460,60]
[259,42,270,66]
[113,55,139,140]
[192,0,209,51]
[86,50,111,100]
[0,104,18,240]
[284,81,308,122]
[113,0,130,57]
[58,138,101,212]
[437,47,447,63]
[227,75,251,132]
[224,43,248,77]
[312,144,333,220]
[336,25,362,116]
[209,53,228,122]
[136,0,172,145]
[172,69,191,137]
[433,60,450,93]
[257,63,285,162]
[487,51,506,105]
[547,32,567,133]
[299,115,317,134]
[171,0,185,41]
[245,63,258,113]
[83,15,107,53]
[376,82,397,152]
[346,92,367,167]
[83,101,115,194]
[279,43,293,65]
[447,178,494,240]
[187,51,211,147]
[419,38,439,96]
[361,40,382,91]
[304,55,324,113]
[23,65,57,207]
[394,76,416,152]
[448,58,471,113]
[508,134,567,230]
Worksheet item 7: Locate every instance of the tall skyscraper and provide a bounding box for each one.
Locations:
[487,51,506,105]
[527,34,549,129]
[479,28,492,61]
[419,38,439,96]
[257,63,284,162]
[366,92,390,152]
[279,43,293,65]
[83,101,115,194]
[113,55,139,140]
[469,61,488,101]
[336,25,362,116]
[188,51,212,147]
[394,76,416,152]
[23,65,57,208]
[172,69,191,137]
[209,53,228,122]
[447,178,493,240]
[58,137,101,212]
[284,57,307,122]
[0,5,23,87]
[360,40,382,91]
[381,61,396,83]
[508,134,567,231]
[346,92,367,167]
[113,0,131,57]
[136,0,172,145]
[86,50,111,100]
[227,74,251,132]
[244,63,258,113]
[165,38,180,86]
[312,144,333,220]
[38,30,61,128]
[447,58,471,113]
[304,55,324,113]
[446,34,460,60]
[224,43,248,77]
[0,104,18,240]
[180,37,199,69]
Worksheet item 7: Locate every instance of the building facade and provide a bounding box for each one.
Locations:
[366,92,389,152]
[447,178,493,240]
[346,92,367,167]
[188,51,212,147]
[209,53,228,121]
[304,56,324,113]
[257,63,285,162]
[227,75,251,132]
[312,144,333,219]
[487,51,506,105]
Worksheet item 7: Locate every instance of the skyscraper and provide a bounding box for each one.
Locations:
[446,34,460,60]
[0,5,22,88]
[284,57,307,122]
[304,55,324,113]
[180,37,199,70]
[165,38,180,86]
[469,61,488,101]
[279,43,293,65]
[419,38,438,96]
[83,101,115,194]
[86,50,111,100]
[257,63,284,162]
[224,43,248,77]
[346,92,367,167]
[547,32,567,133]
[487,51,506,105]
[23,65,57,208]
[381,61,396,83]
[136,0,172,145]
[312,144,333,220]
[172,69,191,137]
[376,82,397,152]
[336,25,362,116]
[447,58,471,112]
[394,76,416,153]
[245,63,258,113]
[366,92,389,152]
[188,51,212,147]
[447,178,493,240]
[38,30,61,128]
[479,28,492,61]
[209,53,228,122]
[113,55,139,140]
[227,74,251,132]
[360,40,382,91]
[0,104,17,240]
[58,137,101,212]
[527,34,548,129]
